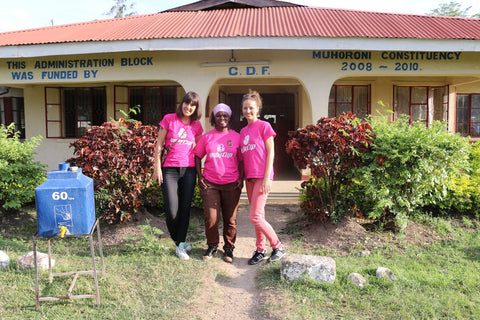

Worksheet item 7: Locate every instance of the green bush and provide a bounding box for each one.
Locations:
[425,142,480,218]
[0,123,46,211]
[355,115,470,232]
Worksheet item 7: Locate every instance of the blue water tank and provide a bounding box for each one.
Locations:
[35,162,95,236]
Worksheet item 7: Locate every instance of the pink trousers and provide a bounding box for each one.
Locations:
[246,178,282,251]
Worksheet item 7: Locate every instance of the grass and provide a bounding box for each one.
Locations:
[257,217,480,320]
[0,207,206,320]
[1,206,480,319]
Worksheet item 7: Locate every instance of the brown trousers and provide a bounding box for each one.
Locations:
[200,179,242,251]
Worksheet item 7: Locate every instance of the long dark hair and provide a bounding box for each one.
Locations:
[176,91,202,121]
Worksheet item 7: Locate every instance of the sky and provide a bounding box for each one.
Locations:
[0,0,479,33]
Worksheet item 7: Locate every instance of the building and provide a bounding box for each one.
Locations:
[1,0,480,179]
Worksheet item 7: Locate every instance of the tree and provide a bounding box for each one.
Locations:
[105,0,137,18]
[427,1,480,18]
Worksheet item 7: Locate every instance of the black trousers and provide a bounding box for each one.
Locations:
[161,167,197,246]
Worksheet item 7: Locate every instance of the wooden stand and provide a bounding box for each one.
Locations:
[33,219,105,311]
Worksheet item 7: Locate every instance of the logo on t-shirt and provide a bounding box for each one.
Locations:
[170,127,193,146]
[178,128,188,139]
[241,134,256,153]
[210,143,233,158]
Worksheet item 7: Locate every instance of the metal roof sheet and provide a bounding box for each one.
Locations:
[1,7,480,46]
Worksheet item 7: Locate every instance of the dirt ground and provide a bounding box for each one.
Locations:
[98,203,442,320]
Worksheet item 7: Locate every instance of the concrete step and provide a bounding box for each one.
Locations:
[240,180,302,205]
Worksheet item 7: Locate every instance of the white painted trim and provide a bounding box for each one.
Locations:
[1,37,480,58]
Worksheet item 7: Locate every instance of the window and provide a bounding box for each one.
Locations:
[0,97,25,138]
[45,87,106,138]
[456,94,480,137]
[394,86,448,126]
[114,86,179,126]
[328,85,370,119]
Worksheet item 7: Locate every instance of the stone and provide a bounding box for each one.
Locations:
[281,254,336,284]
[348,272,366,288]
[376,267,398,281]
[0,250,10,269]
[357,250,371,257]
[15,251,55,271]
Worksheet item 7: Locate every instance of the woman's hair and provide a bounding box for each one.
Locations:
[241,89,263,112]
[176,91,202,121]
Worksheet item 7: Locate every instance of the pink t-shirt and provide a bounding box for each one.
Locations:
[194,129,242,185]
[240,120,276,180]
[159,113,203,167]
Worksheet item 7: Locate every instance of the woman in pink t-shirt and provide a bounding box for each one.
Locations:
[153,91,203,260]
[194,103,243,263]
[240,90,286,265]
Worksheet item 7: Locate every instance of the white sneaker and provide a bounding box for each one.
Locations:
[184,243,192,252]
[176,246,190,260]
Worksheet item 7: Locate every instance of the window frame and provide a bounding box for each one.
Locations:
[44,86,106,139]
[394,85,449,127]
[456,93,480,137]
[328,84,371,119]
[114,85,180,126]
[0,96,25,138]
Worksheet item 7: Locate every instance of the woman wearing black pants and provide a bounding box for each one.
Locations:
[153,91,203,260]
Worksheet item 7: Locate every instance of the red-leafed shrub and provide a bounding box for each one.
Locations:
[67,118,158,224]
[286,112,374,222]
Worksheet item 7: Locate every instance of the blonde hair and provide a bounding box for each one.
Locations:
[241,89,262,112]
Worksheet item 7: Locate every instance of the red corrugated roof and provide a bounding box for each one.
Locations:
[1,7,480,46]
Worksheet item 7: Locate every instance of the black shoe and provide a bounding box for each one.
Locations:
[248,249,267,265]
[223,249,234,263]
[269,247,286,262]
[202,246,218,260]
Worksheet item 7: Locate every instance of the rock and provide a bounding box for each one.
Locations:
[281,254,336,284]
[0,250,10,269]
[357,250,371,257]
[348,272,366,288]
[376,267,398,281]
[15,251,55,271]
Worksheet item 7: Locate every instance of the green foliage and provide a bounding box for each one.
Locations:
[124,219,165,253]
[192,179,204,210]
[425,142,480,218]
[140,180,165,209]
[286,112,374,222]
[0,123,46,211]
[105,0,137,18]
[67,118,158,224]
[355,115,470,232]
[427,1,480,18]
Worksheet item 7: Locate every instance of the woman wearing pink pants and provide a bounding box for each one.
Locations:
[240,90,286,265]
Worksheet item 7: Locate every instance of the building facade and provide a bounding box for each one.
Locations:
[1,0,480,179]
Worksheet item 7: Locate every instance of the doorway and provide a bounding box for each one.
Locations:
[226,93,300,180]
